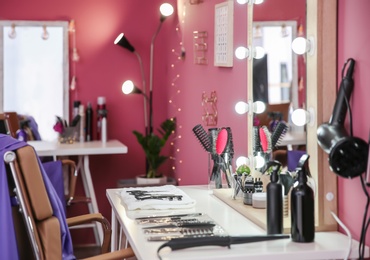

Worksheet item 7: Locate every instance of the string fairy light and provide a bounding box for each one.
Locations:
[69,20,80,98]
[167,22,186,181]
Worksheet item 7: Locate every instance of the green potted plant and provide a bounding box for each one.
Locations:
[133,118,176,184]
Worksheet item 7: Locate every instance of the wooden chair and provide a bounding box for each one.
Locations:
[3,144,134,260]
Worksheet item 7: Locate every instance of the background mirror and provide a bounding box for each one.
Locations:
[0,20,69,141]
[251,1,306,174]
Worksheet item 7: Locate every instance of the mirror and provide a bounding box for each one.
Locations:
[252,21,298,108]
[252,0,307,172]
[0,20,69,141]
[229,0,338,232]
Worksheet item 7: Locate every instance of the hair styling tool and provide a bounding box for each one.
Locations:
[259,126,272,153]
[157,234,290,258]
[210,128,229,188]
[317,58,368,178]
[208,128,218,155]
[271,122,288,149]
[192,124,211,152]
[253,126,262,153]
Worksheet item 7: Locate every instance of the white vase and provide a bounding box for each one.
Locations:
[136,175,167,185]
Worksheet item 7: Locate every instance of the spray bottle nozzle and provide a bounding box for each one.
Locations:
[296,154,311,178]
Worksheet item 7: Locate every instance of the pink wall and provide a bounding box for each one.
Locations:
[0,0,178,241]
[337,0,370,246]
[2,0,370,248]
[171,1,248,186]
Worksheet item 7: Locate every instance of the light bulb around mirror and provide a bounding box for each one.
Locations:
[253,101,266,114]
[122,80,134,95]
[236,156,250,168]
[160,3,174,17]
[254,154,266,169]
[291,108,315,126]
[236,0,248,4]
[254,0,264,4]
[235,101,266,115]
[292,37,310,55]
[235,46,250,60]
[235,101,249,115]
[254,46,266,59]
[291,108,307,126]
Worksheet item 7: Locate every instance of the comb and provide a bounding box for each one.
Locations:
[192,124,211,152]
[271,122,288,149]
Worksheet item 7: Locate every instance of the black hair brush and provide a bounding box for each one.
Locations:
[192,124,211,153]
[271,122,288,149]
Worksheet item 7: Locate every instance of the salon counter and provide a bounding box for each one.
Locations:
[106,185,368,260]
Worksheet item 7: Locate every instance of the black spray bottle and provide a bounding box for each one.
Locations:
[266,160,283,234]
[290,154,315,242]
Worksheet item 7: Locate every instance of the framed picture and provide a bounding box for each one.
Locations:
[214,0,233,67]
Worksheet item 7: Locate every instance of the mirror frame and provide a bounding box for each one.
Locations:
[0,20,70,139]
[247,0,338,231]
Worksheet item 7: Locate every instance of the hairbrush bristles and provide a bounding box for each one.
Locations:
[271,122,288,149]
[253,126,262,152]
[208,128,219,155]
[192,124,211,152]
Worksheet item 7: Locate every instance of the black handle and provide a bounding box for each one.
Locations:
[158,236,231,252]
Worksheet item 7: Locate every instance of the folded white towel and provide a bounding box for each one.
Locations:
[119,185,196,211]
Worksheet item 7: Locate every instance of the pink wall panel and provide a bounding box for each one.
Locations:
[337,0,370,247]
[2,0,370,248]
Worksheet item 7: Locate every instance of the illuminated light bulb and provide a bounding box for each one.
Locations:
[236,156,250,168]
[237,0,264,4]
[254,46,266,59]
[253,101,266,114]
[235,101,249,114]
[292,37,314,55]
[235,46,250,60]
[160,3,174,17]
[235,46,265,60]
[254,154,266,169]
[291,108,315,126]
[254,0,264,4]
[121,80,134,94]
[235,101,266,115]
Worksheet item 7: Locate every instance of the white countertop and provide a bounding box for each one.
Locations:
[106,185,367,260]
[28,139,127,156]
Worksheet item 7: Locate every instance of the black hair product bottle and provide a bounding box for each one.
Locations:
[290,154,315,242]
[266,161,283,235]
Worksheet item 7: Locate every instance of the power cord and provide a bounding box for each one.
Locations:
[341,59,369,259]
[331,211,352,260]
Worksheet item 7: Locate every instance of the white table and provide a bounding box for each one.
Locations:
[279,131,306,149]
[106,186,368,260]
[28,140,128,245]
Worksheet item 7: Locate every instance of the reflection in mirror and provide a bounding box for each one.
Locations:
[0,21,69,141]
[253,21,297,108]
[250,0,307,174]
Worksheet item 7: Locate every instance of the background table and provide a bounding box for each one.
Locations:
[29,140,128,244]
[107,186,368,260]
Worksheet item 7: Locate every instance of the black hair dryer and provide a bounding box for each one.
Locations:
[317,58,368,178]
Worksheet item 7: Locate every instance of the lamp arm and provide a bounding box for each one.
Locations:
[149,21,164,135]
[134,51,149,135]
